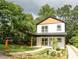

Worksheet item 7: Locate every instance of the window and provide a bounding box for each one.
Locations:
[57,25,61,31]
[57,38,62,42]
[42,26,48,32]
[42,38,48,46]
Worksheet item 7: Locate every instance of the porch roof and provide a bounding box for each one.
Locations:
[33,32,67,36]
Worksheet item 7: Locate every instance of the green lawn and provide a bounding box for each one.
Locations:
[0,44,67,59]
[0,44,38,52]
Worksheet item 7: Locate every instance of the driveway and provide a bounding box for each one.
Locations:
[66,45,78,59]
[0,53,10,59]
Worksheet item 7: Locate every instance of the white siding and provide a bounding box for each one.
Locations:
[37,23,65,33]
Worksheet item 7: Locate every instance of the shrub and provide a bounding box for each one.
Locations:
[61,49,65,54]
[56,48,61,51]
[50,51,57,56]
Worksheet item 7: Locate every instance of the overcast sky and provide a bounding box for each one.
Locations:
[7,0,78,18]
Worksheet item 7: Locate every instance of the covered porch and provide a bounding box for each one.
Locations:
[32,32,67,49]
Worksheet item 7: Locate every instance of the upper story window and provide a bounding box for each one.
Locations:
[42,26,48,33]
[57,25,61,31]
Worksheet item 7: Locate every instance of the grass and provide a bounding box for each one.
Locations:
[0,44,68,59]
[0,44,38,52]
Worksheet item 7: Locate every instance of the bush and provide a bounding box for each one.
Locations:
[56,48,61,51]
[69,36,78,48]
[50,51,57,56]
[61,49,65,54]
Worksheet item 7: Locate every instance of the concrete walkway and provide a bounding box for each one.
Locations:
[0,53,10,59]
[66,45,78,59]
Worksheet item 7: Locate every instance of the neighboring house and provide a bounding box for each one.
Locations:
[34,17,67,49]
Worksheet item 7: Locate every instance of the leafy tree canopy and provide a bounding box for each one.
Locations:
[0,0,35,43]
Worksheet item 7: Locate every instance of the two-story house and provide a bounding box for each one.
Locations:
[34,17,67,49]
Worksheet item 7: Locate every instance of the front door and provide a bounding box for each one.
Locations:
[42,38,48,46]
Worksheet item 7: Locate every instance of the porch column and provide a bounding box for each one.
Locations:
[48,38,49,46]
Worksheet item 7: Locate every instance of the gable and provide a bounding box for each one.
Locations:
[37,17,65,25]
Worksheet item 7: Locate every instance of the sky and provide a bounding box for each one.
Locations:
[7,0,78,18]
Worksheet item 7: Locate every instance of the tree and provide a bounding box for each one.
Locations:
[56,5,72,20]
[69,5,78,47]
[71,5,78,36]
[0,0,35,44]
[35,4,56,22]
[56,5,78,45]
[39,4,56,17]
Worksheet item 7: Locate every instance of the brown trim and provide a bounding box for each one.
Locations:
[36,16,65,25]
